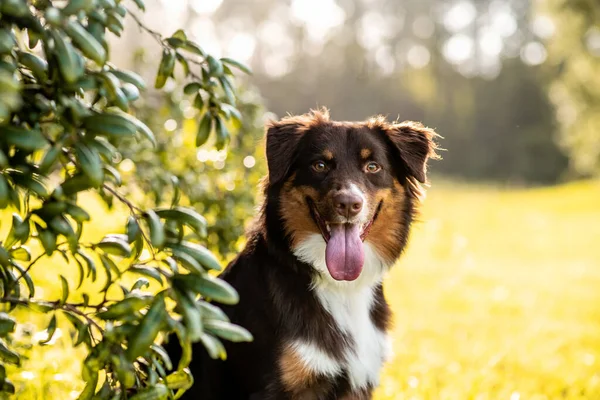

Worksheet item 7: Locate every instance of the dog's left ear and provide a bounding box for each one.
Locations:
[385,121,439,183]
[265,120,305,186]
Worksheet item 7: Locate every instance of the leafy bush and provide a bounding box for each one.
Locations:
[0,0,253,398]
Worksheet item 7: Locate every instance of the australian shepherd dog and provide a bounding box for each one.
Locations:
[166,108,439,399]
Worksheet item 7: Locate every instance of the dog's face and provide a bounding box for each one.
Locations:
[265,110,437,283]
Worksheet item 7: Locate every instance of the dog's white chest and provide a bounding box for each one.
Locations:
[316,285,390,390]
[292,234,392,390]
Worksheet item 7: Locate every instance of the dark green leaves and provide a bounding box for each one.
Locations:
[0,2,252,398]
[97,295,153,320]
[155,49,176,89]
[0,125,47,151]
[125,293,166,361]
[196,112,213,147]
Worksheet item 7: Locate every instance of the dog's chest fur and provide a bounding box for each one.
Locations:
[290,234,392,391]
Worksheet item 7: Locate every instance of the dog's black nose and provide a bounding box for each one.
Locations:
[333,191,363,218]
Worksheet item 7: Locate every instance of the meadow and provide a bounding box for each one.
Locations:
[4,180,600,399]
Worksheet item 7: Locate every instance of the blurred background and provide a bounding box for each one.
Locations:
[11,0,600,398]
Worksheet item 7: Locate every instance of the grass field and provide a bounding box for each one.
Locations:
[4,180,600,399]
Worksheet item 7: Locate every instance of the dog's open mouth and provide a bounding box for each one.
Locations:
[306,198,382,243]
[306,198,382,281]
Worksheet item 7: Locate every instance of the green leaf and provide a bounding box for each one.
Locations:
[110,69,146,90]
[167,241,221,271]
[127,266,163,284]
[61,0,96,16]
[206,55,224,76]
[129,384,169,400]
[155,206,207,237]
[17,51,48,81]
[11,262,35,298]
[10,246,30,261]
[75,143,104,187]
[39,314,57,345]
[132,0,145,11]
[97,295,152,320]
[38,228,57,256]
[0,313,16,336]
[132,278,150,291]
[0,175,10,210]
[171,29,187,41]
[103,164,122,186]
[65,203,90,222]
[199,333,226,360]
[173,273,238,305]
[82,113,137,138]
[214,116,229,150]
[179,41,205,57]
[145,210,165,248]
[59,275,69,305]
[196,112,213,147]
[176,52,190,76]
[125,293,166,361]
[183,82,201,95]
[127,216,141,243]
[165,368,193,390]
[171,249,203,275]
[176,290,203,342]
[97,236,132,257]
[155,49,176,89]
[221,57,252,75]
[199,300,230,322]
[50,30,84,84]
[113,112,157,147]
[0,339,20,366]
[64,20,106,65]
[0,125,47,151]
[38,144,62,173]
[204,319,252,343]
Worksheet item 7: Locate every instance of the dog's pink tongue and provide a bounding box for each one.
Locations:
[325,224,365,281]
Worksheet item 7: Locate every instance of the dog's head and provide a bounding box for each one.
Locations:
[264,109,438,283]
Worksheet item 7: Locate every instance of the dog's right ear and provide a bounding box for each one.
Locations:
[265,121,305,186]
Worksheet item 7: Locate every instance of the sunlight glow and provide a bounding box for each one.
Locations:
[291,0,345,42]
[243,156,256,168]
[491,9,517,38]
[190,0,223,14]
[406,45,431,69]
[358,12,399,50]
[443,34,474,64]
[443,1,477,33]
[586,28,600,56]
[532,15,555,39]
[479,29,503,57]
[520,42,547,66]
[226,32,256,63]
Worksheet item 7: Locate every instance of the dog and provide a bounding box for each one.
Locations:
[165,109,439,399]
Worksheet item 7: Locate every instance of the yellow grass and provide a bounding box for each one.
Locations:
[4,180,600,399]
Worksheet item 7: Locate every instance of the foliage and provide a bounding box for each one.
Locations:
[119,83,267,261]
[0,0,254,398]
[543,0,600,177]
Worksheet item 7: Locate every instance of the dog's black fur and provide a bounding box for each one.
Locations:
[164,109,438,399]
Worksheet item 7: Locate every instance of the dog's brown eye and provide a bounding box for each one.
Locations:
[313,161,327,172]
[365,162,381,173]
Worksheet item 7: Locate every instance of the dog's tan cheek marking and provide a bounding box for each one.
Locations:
[279,344,317,394]
[367,180,407,263]
[360,148,372,159]
[323,150,333,160]
[279,176,320,247]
